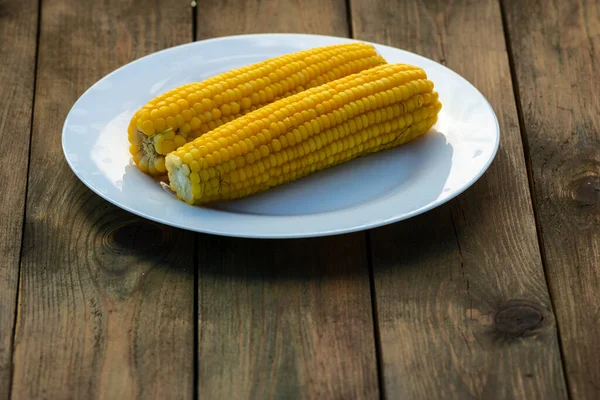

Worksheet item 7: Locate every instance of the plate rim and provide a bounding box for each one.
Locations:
[62,32,500,239]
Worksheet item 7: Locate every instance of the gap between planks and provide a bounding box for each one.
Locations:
[345,0,385,396]
[8,0,43,397]
[497,0,571,396]
[192,4,200,400]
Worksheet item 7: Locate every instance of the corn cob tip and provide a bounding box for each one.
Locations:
[166,153,194,204]
[129,128,170,175]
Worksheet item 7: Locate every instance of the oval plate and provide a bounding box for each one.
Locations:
[62,33,499,238]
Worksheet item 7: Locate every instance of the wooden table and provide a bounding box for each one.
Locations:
[1,0,598,398]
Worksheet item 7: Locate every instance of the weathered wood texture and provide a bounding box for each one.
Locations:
[10,1,195,398]
[0,0,39,396]
[351,0,568,398]
[196,0,350,39]
[195,1,378,398]
[198,235,378,399]
[503,0,600,397]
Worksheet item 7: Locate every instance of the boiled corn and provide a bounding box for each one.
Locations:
[128,43,387,175]
[165,63,442,204]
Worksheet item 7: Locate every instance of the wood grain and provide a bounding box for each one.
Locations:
[10,0,195,398]
[502,0,600,397]
[351,0,568,398]
[195,1,378,398]
[197,235,378,399]
[196,0,350,39]
[0,0,38,396]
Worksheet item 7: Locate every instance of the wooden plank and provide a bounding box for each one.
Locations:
[502,0,600,397]
[350,0,568,398]
[196,0,349,39]
[0,0,38,396]
[10,0,195,398]
[195,1,378,398]
[198,235,377,398]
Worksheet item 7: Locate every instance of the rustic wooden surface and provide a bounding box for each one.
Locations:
[9,0,195,398]
[196,1,378,398]
[0,0,38,397]
[196,0,350,38]
[197,234,378,398]
[2,0,598,398]
[351,0,568,398]
[503,0,600,397]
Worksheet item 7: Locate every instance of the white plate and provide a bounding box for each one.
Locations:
[62,33,499,238]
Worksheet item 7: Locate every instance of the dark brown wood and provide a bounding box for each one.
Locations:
[196,0,350,39]
[195,1,378,398]
[10,0,195,398]
[350,0,568,398]
[0,0,38,396]
[503,0,600,397]
[197,235,378,398]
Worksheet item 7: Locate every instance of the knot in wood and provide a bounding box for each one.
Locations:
[494,301,544,337]
[557,160,600,228]
[104,220,170,255]
[570,175,600,207]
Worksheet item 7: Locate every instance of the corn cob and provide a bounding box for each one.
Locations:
[165,64,442,204]
[128,43,387,175]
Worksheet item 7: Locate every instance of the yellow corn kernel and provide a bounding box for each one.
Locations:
[174,135,187,148]
[155,158,166,173]
[161,140,176,154]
